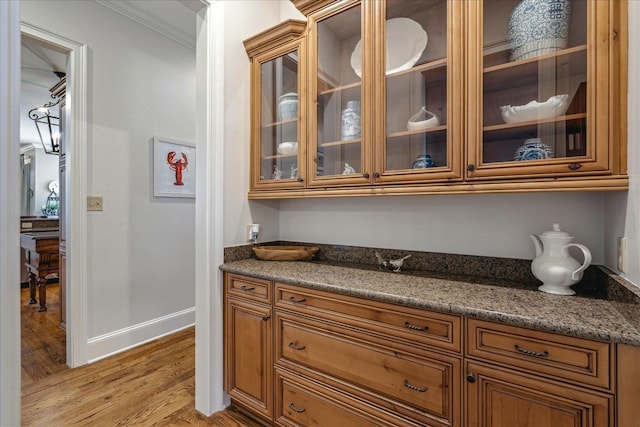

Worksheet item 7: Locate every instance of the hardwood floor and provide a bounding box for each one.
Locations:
[20,286,261,426]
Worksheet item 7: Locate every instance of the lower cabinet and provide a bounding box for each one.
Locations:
[223,273,632,427]
[465,360,612,427]
[224,296,273,421]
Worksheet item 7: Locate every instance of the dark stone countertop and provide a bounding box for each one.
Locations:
[220,258,640,347]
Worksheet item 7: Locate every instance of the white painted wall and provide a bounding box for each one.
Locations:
[603,0,640,287]
[222,0,282,248]
[21,1,197,357]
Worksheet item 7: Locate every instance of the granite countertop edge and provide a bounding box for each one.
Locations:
[220,260,640,347]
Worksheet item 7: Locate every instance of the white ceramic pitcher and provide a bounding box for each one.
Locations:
[530,223,592,296]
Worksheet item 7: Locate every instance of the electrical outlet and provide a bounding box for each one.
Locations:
[87,196,103,211]
[617,237,627,274]
[246,224,254,241]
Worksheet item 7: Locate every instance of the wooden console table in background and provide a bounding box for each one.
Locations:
[20,231,59,312]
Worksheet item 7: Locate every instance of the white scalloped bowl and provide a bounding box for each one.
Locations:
[500,94,570,124]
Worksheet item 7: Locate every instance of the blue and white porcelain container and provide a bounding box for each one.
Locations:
[277,92,298,121]
[411,153,436,169]
[508,0,572,62]
[341,100,361,140]
[514,138,554,161]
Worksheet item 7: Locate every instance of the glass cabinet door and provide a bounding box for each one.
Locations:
[254,49,303,188]
[374,0,462,184]
[467,0,611,179]
[307,1,369,187]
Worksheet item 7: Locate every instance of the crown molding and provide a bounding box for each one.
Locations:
[94,0,196,50]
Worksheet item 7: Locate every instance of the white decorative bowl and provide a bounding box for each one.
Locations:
[407,107,440,131]
[277,142,298,155]
[500,94,570,124]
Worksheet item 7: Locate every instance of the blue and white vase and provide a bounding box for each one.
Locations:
[507,0,572,62]
[411,154,436,169]
[514,138,554,161]
[277,92,298,121]
[341,100,361,140]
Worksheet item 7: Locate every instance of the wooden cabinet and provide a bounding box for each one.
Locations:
[465,360,613,427]
[244,20,307,191]
[223,272,636,427]
[465,318,614,427]
[223,274,273,421]
[245,0,627,198]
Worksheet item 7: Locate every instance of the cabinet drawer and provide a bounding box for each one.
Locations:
[275,368,418,427]
[467,318,612,390]
[225,273,272,303]
[275,283,461,353]
[276,311,460,426]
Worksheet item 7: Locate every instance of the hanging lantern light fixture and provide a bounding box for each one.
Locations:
[27,71,65,155]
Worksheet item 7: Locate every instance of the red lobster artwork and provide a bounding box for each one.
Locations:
[167,151,189,186]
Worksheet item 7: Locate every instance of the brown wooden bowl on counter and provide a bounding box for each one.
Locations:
[252,245,319,261]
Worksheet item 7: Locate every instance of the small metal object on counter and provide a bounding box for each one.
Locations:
[375,252,411,273]
[374,251,387,270]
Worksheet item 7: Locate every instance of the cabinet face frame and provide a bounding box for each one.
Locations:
[306,0,373,188]
[246,24,307,191]
[465,0,622,181]
[372,0,464,184]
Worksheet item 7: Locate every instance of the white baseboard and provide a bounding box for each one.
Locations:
[87,307,195,363]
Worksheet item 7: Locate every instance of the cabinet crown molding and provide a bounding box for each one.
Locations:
[243,19,306,58]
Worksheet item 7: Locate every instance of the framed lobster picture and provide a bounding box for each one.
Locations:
[153,136,196,198]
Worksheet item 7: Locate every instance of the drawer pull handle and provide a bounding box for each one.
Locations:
[404,321,429,332]
[288,342,306,351]
[240,285,255,291]
[288,402,306,413]
[515,345,549,358]
[289,296,306,304]
[403,380,428,393]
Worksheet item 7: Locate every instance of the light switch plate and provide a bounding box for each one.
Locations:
[87,196,103,211]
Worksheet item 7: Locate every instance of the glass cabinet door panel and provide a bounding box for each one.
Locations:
[258,50,301,184]
[377,0,461,183]
[480,0,587,168]
[310,3,367,185]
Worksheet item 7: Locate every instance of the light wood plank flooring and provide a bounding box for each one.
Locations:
[21,286,261,426]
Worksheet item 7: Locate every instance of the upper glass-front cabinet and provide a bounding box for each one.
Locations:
[307,1,368,187]
[244,20,307,190]
[374,0,463,183]
[466,0,615,179]
[306,0,463,187]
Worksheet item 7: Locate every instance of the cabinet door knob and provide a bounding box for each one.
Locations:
[262,315,270,321]
[363,172,370,178]
[568,163,582,170]
[467,164,475,172]
[297,177,304,183]
[373,172,380,178]
[466,372,476,383]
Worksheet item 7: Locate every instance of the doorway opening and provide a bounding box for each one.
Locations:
[20,22,89,372]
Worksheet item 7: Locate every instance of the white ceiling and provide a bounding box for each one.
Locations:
[21,0,200,148]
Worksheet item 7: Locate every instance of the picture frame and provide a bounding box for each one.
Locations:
[153,136,196,198]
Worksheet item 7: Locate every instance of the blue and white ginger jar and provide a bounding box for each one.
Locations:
[411,154,436,169]
[514,138,554,161]
[341,100,361,141]
[508,0,572,62]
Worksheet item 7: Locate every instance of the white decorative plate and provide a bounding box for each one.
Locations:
[351,18,428,78]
